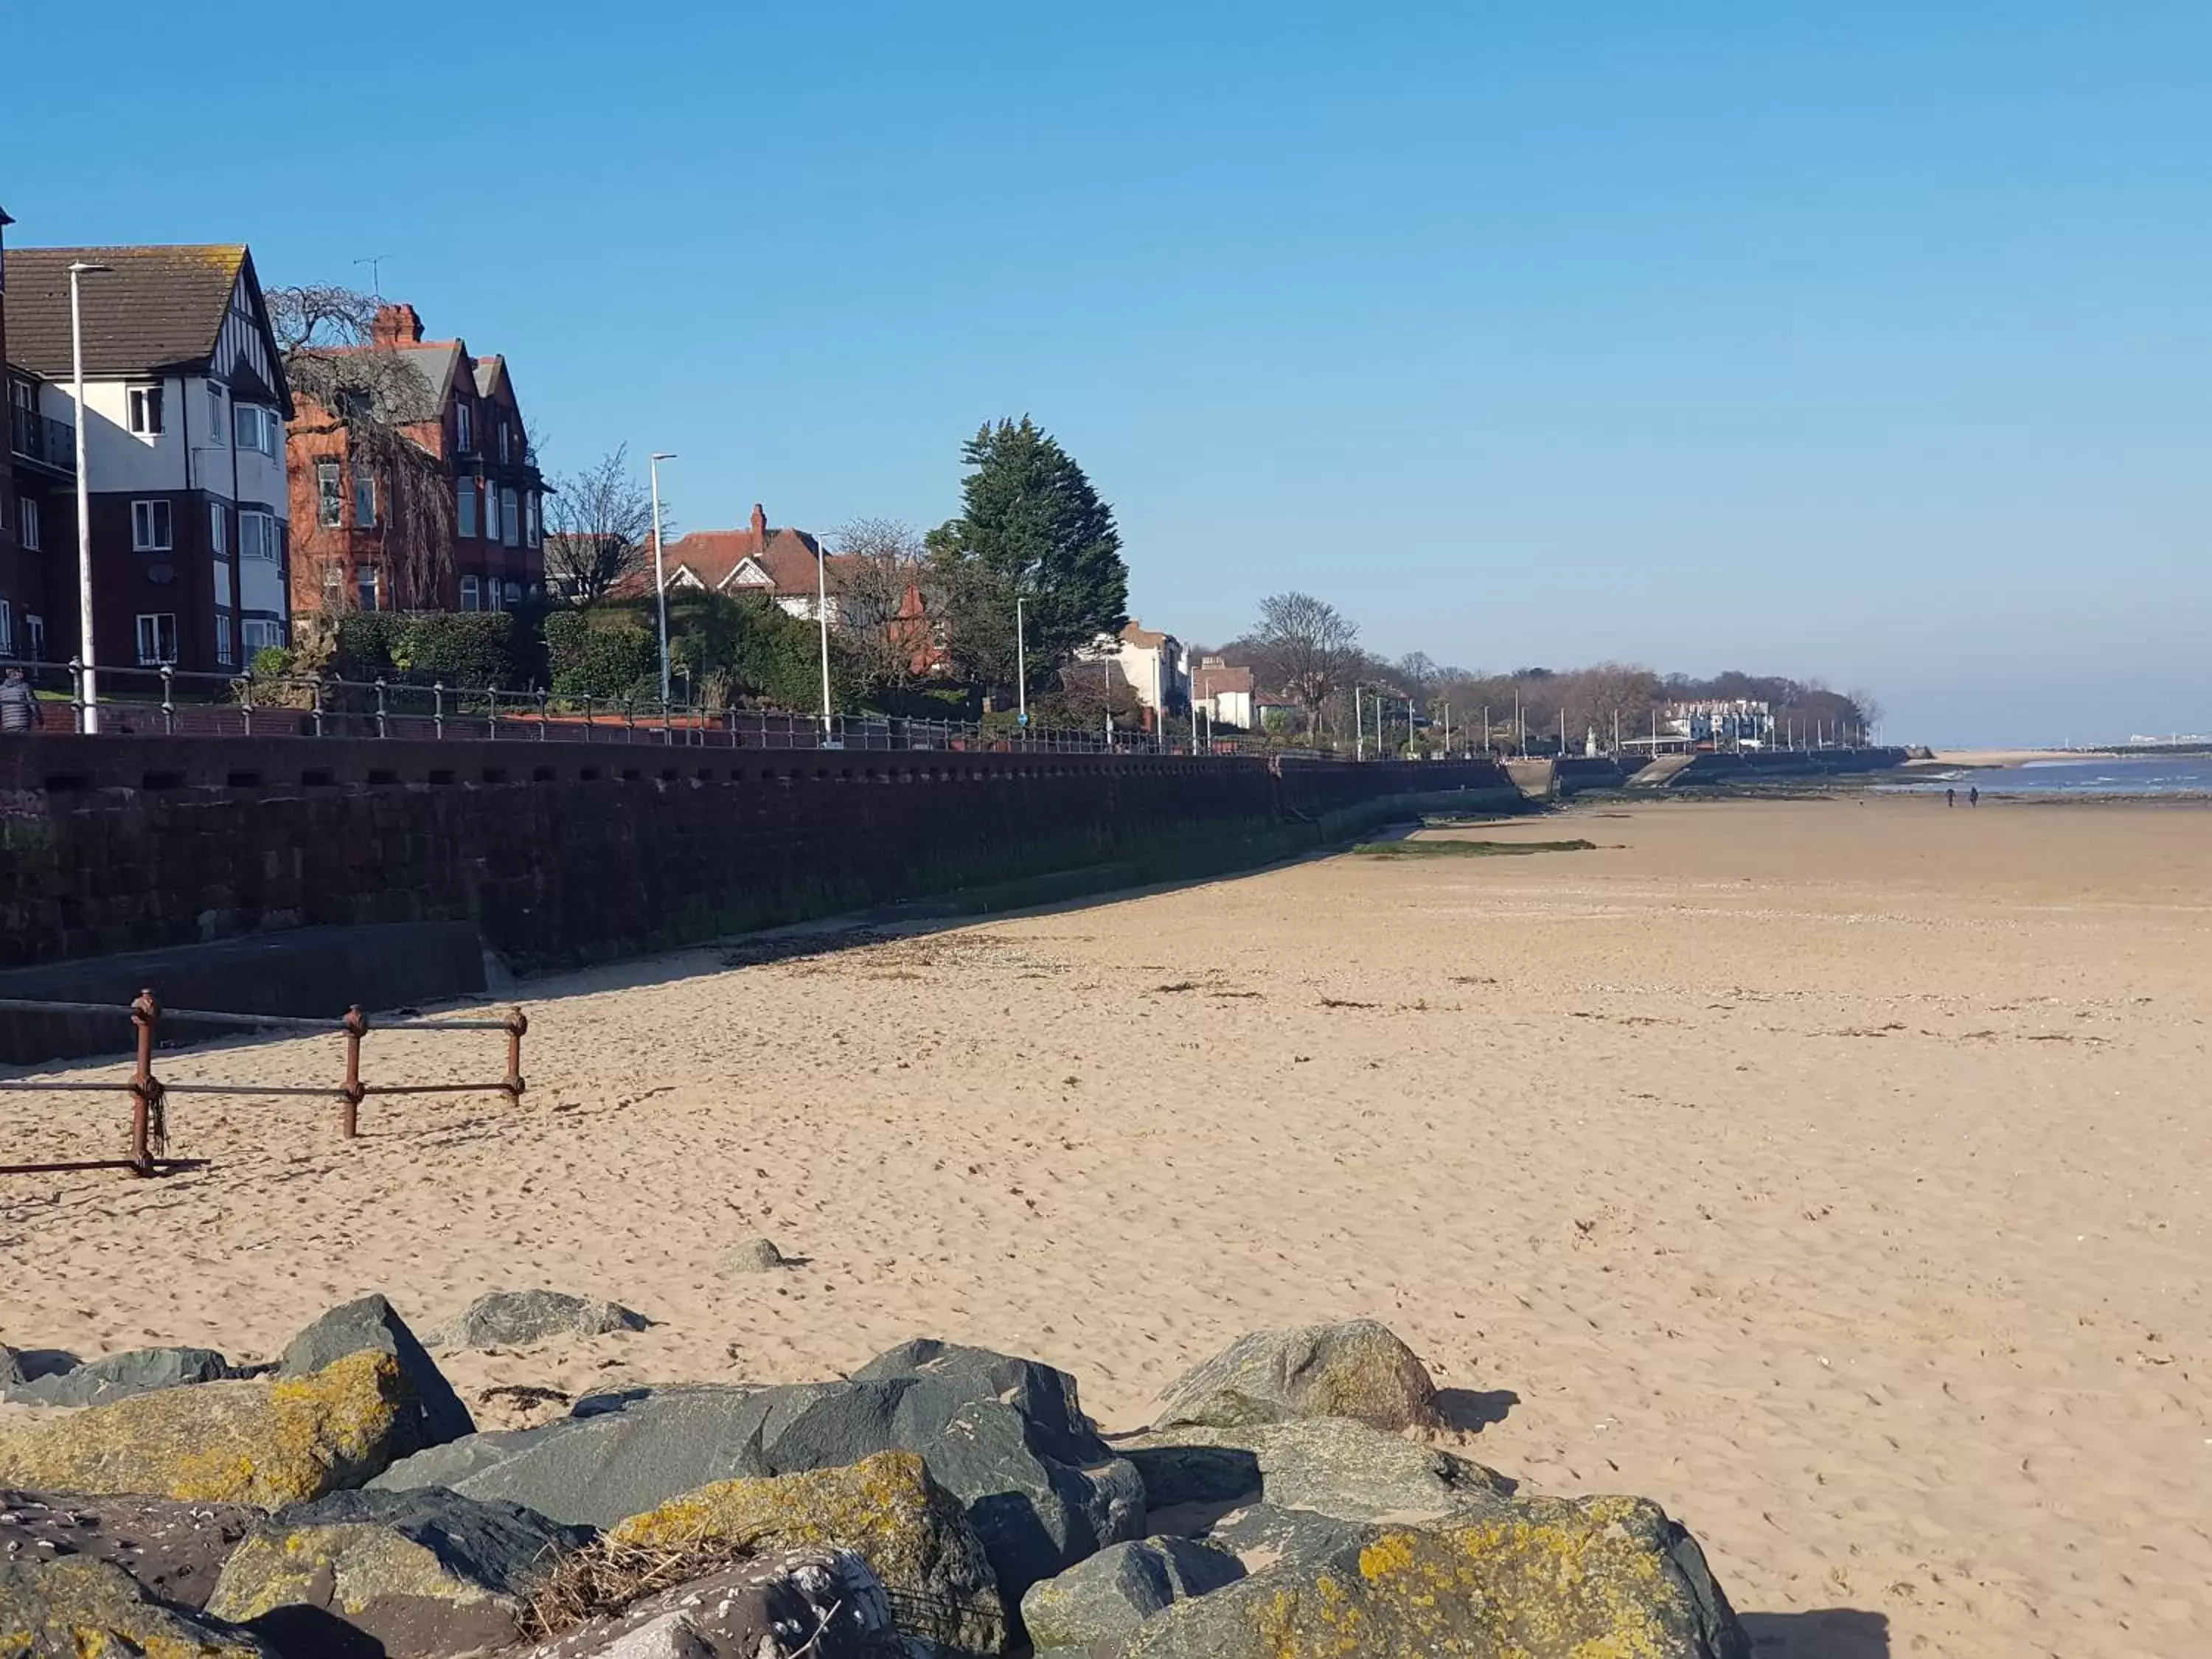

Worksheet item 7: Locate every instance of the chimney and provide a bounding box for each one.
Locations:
[750,503,768,541]
[371,302,424,348]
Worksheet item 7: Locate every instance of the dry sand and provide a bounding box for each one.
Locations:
[4,795,2209,1658]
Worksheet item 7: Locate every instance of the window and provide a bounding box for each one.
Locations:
[321,560,345,605]
[128,386,164,436]
[214,609,234,667]
[456,479,478,539]
[132,499,173,552]
[233,404,280,457]
[455,402,473,452]
[356,566,379,612]
[487,578,505,612]
[208,500,226,559]
[503,580,522,608]
[134,613,178,665]
[0,599,12,655]
[459,574,481,613]
[498,420,510,463]
[18,496,38,551]
[240,510,279,562]
[242,619,285,654]
[484,483,501,543]
[316,461,342,526]
[353,462,376,528]
[501,487,518,548]
[25,615,44,661]
[524,490,540,548]
[206,379,224,433]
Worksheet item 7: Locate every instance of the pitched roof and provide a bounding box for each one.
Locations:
[1119,621,1175,650]
[4,245,249,378]
[1194,664,1255,698]
[644,524,832,597]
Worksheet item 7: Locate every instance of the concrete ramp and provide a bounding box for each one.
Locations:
[1626,754,1698,787]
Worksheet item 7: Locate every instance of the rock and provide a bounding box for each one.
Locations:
[1152,1319,1439,1433]
[0,1346,25,1388]
[0,1350,417,1508]
[524,1549,908,1658]
[368,1385,773,1527]
[1113,1495,1752,1659]
[430,1290,651,1350]
[608,1450,1004,1655]
[1121,1416,1512,1522]
[1195,1500,1383,1574]
[279,1293,475,1453]
[0,1487,260,1610]
[717,1237,786,1273]
[373,1342,1142,1616]
[206,1486,593,1658]
[0,1555,279,1656]
[1019,1537,1243,1655]
[1,1344,232,1408]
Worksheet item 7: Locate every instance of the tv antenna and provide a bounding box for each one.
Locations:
[353,254,394,298]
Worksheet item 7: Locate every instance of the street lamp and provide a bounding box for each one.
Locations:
[816,526,834,744]
[69,262,111,733]
[647,453,675,703]
[1015,595,1027,737]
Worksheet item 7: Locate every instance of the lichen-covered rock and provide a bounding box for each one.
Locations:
[0,1487,260,1610]
[1018,1537,1243,1655]
[1,1345,232,1408]
[1152,1320,1439,1433]
[0,1351,414,1508]
[1114,1495,1752,1659]
[206,1485,591,1657]
[524,1549,907,1658]
[0,1555,280,1657]
[279,1293,475,1453]
[608,1450,1003,1655]
[429,1290,650,1351]
[1121,1416,1512,1521]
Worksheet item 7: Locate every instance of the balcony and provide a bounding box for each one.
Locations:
[8,403,75,477]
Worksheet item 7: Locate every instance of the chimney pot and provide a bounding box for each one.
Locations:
[370,302,423,347]
[750,503,768,540]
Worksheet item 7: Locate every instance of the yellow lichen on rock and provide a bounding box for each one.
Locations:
[608,1450,1004,1653]
[0,1557,276,1658]
[0,1351,411,1509]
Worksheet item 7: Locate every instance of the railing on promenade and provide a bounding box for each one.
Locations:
[0,657,1323,758]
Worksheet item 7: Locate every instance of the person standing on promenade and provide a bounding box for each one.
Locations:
[0,668,33,735]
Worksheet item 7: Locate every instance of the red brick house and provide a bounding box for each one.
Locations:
[287,302,544,622]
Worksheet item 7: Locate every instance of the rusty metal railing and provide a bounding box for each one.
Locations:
[0,990,527,1178]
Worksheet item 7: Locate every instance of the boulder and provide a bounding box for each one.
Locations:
[279,1293,475,1453]
[524,1549,907,1658]
[0,1345,23,1388]
[0,1350,416,1508]
[1122,1416,1512,1522]
[206,1486,593,1658]
[373,1342,1142,1615]
[0,1555,279,1657]
[430,1290,651,1350]
[1,1344,232,1408]
[717,1237,787,1274]
[1113,1495,1751,1659]
[608,1450,1002,1655]
[1194,1500,1381,1575]
[0,1486,260,1610]
[1018,1537,1243,1655]
[1152,1320,1439,1433]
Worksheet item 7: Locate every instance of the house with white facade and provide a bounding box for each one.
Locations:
[1,243,291,678]
[1080,620,1186,724]
[1192,655,1256,729]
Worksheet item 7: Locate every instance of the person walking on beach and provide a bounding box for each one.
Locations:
[1969,785,1980,808]
[0,668,33,735]
[1946,786,1956,808]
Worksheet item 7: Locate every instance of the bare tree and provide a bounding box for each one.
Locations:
[545,445,660,604]
[271,282,456,613]
[1248,591,1361,734]
[830,518,936,697]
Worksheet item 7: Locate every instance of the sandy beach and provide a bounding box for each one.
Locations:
[3,794,2208,1658]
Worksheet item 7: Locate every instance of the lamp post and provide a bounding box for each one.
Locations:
[67,262,110,732]
[1354,684,1365,761]
[1015,595,1027,737]
[647,452,675,703]
[815,527,833,743]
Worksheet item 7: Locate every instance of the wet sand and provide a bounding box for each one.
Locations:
[3,794,2208,1658]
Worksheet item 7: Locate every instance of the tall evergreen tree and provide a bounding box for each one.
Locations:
[930,417,1129,695]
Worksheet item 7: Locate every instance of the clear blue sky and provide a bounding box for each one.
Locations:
[10,2,2207,744]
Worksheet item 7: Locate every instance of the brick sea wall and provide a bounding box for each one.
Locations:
[0,736,1512,972]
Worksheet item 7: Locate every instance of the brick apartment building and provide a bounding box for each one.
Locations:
[2,234,293,677]
[287,302,544,621]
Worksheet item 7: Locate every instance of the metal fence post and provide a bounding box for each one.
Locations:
[311,675,326,739]
[69,656,86,734]
[159,664,175,736]
[375,677,389,740]
[537,689,549,740]
[237,671,254,736]
[433,681,446,741]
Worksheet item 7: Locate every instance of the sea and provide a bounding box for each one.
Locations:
[1887,754,2212,799]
